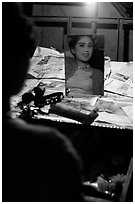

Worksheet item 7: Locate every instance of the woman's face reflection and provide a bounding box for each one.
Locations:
[72,36,93,63]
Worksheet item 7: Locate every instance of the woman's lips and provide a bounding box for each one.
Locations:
[82,53,90,58]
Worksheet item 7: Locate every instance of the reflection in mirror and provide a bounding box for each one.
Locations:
[64,34,104,98]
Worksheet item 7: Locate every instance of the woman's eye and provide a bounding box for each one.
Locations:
[88,44,93,48]
[77,43,93,48]
[78,44,84,47]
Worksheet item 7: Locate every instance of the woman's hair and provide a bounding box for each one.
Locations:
[68,35,95,51]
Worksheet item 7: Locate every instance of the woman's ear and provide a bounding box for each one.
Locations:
[71,48,75,54]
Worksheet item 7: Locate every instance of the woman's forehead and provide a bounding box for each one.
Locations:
[77,36,92,43]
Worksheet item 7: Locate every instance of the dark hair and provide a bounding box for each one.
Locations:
[2,2,36,59]
[68,35,95,51]
[2,3,37,101]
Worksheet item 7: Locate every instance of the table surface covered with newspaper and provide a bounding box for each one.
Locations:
[10,47,133,130]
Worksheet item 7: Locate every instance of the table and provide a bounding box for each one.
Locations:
[10,46,133,130]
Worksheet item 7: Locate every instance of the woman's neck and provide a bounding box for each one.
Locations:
[75,59,89,69]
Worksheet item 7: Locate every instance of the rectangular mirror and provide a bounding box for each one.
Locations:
[64,34,104,98]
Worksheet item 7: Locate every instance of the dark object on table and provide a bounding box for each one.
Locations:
[34,92,64,107]
[33,82,46,97]
[49,100,98,124]
[21,81,64,108]
[22,91,34,104]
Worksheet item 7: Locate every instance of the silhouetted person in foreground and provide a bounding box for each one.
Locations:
[2,3,84,201]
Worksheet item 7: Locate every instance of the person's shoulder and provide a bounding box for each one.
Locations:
[5,117,77,154]
[92,67,103,77]
[7,117,63,138]
[65,56,76,78]
[92,67,103,74]
[66,56,75,65]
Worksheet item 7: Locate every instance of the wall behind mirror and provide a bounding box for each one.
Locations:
[64,34,104,98]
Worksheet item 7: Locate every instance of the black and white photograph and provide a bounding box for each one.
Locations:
[65,34,104,98]
[2,2,133,202]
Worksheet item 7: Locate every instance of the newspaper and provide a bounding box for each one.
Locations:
[28,47,65,79]
[104,62,133,98]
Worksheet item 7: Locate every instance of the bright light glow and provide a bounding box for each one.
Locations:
[83,1,98,17]
[84,2,97,7]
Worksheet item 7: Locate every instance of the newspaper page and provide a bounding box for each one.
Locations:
[104,62,133,98]
[28,46,65,79]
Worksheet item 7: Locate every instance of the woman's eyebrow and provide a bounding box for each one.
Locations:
[77,42,93,45]
[77,42,85,44]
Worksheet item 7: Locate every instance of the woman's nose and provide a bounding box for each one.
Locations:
[84,46,89,52]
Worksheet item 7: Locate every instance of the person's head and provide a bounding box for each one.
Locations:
[3,3,36,104]
[68,35,95,63]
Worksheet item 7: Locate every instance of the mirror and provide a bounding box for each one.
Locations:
[64,34,104,98]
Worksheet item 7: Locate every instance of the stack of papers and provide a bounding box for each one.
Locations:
[28,46,65,79]
[104,62,133,98]
[94,111,133,129]
[94,96,133,129]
